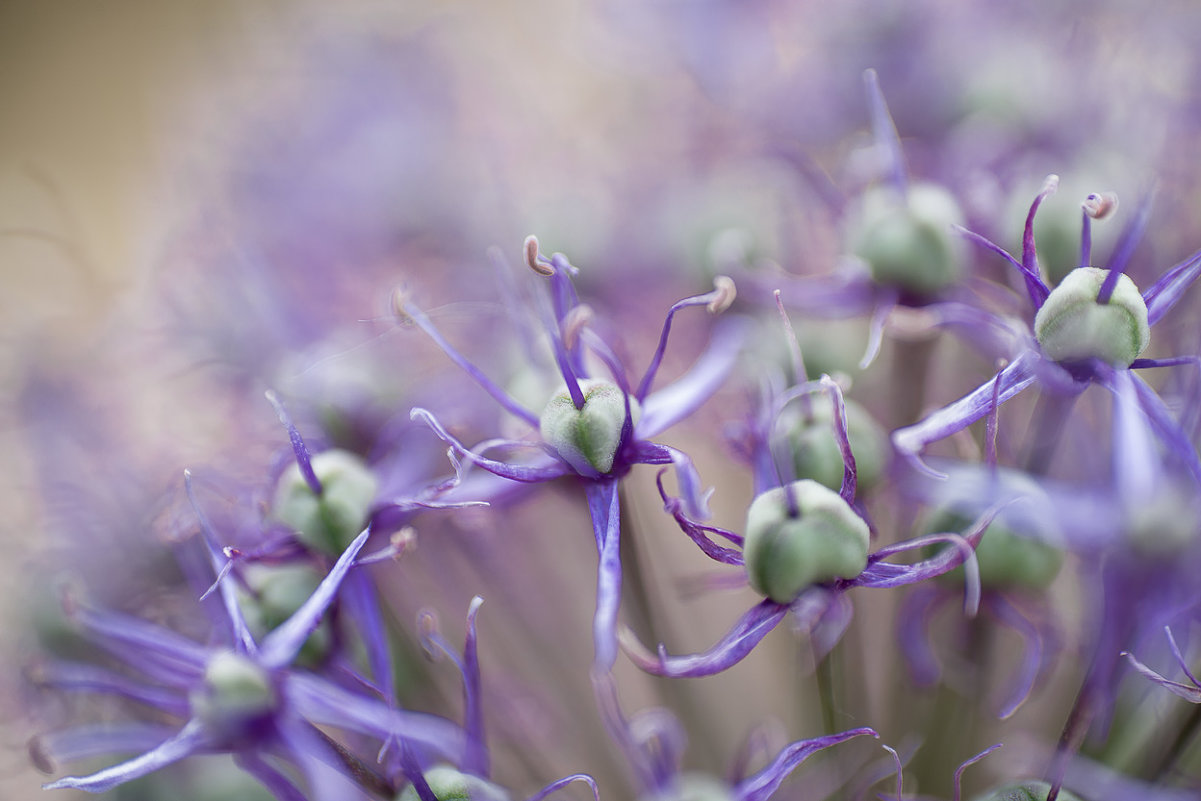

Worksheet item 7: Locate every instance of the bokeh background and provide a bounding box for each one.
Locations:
[5,1,1201,799]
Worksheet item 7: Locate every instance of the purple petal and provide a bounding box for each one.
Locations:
[1103,368,1158,503]
[31,660,189,717]
[285,673,467,762]
[524,774,600,801]
[636,286,732,401]
[586,480,623,672]
[71,604,206,687]
[1099,189,1153,301]
[265,390,323,495]
[1122,651,1201,703]
[858,291,896,370]
[892,352,1039,477]
[234,752,310,801]
[31,724,178,774]
[1165,626,1201,687]
[637,316,749,439]
[1143,248,1201,325]
[619,599,789,678]
[820,376,858,503]
[863,69,907,194]
[1129,372,1201,484]
[1021,176,1058,304]
[260,529,370,669]
[342,569,394,704]
[764,271,879,317]
[656,471,744,566]
[896,585,947,686]
[398,300,540,428]
[736,726,878,801]
[632,441,713,520]
[461,596,488,777]
[273,713,363,801]
[855,527,987,616]
[44,719,209,793]
[987,595,1052,719]
[411,408,568,483]
[952,744,1003,801]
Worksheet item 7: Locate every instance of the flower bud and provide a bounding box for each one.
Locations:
[850,182,966,295]
[239,563,332,665]
[744,480,870,604]
[1033,266,1149,366]
[397,765,510,801]
[539,379,640,476]
[785,396,888,492]
[191,651,276,739]
[272,449,378,554]
[641,774,736,801]
[971,780,1085,801]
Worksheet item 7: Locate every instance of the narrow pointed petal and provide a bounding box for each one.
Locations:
[1104,368,1158,503]
[1123,650,1201,703]
[265,390,323,495]
[585,480,623,671]
[632,441,713,520]
[1143,248,1201,324]
[342,570,395,705]
[988,595,1052,719]
[854,527,986,616]
[953,744,1003,801]
[285,673,467,762]
[858,292,896,369]
[44,719,209,793]
[619,599,789,678]
[1129,373,1201,484]
[31,661,189,716]
[955,224,1050,310]
[1165,626,1201,687]
[896,585,947,686]
[399,301,540,428]
[656,471,744,566]
[863,69,907,194]
[1021,175,1058,291]
[892,352,1039,477]
[260,529,370,669]
[1099,189,1154,299]
[234,753,310,801]
[411,408,568,483]
[461,596,488,777]
[736,727,878,801]
[31,724,177,774]
[71,605,206,687]
[638,316,749,439]
[274,714,365,801]
[524,774,600,801]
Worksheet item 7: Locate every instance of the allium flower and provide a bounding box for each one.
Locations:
[35,474,465,798]
[893,175,1201,482]
[620,373,988,678]
[398,236,746,672]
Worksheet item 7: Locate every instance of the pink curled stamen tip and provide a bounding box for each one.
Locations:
[1082,191,1118,220]
[524,235,553,276]
[708,275,737,314]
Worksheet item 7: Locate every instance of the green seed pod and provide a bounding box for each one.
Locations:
[1033,266,1149,366]
[784,396,888,492]
[850,182,967,295]
[190,651,276,739]
[239,563,332,666]
[272,449,378,554]
[743,480,870,604]
[396,765,510,801]
[971,780,1085,801]
[539,379,640,475]
[641,774,736,801]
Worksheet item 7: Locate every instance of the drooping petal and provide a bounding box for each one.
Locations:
[892,351,1040,478]
[285,673,466,762]
[1122,651,1201,703]
[260,529,370,669]
[619,598,789,678]
[952,744,1003,801]
[31,724,178,774]
[44,719,210,793]
[735,727,878,801]
[854,527,986,616]
[410,408,569,483]
[524,774,600,801]
[987,595,1055,719]
[858,289,896,370]
[632,441,713,520]
[585,480,623,672]
[896,585,947,687]
[656,471,744,566]
[636,282,739,401]
[637,316,749,439]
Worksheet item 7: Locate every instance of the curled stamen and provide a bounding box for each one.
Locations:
[562,304,594,351]
[1083,192,1118,220]
[391,287,414,323]
[524,235,554,276]
[708,275,737,314]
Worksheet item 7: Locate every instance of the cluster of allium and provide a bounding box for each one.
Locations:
[29,73,1201,801]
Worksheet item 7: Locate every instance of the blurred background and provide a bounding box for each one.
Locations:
[5,0,1201,798]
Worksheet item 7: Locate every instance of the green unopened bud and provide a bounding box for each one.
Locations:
[971,780,1085,801]
[272,450,378,554]
[1033,267,1149,366]
[191,651,276,738]
[239,563,332,666]
[785,396,887,492]
[850,182,966,295]
[539,379,640,475]
[396,765,510,801]
[641,774,736,801]
[744,480,870,604]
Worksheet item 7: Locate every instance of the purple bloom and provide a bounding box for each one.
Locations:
[893,176,1201,483]
[399,237,747,671]
[36,473,466,798]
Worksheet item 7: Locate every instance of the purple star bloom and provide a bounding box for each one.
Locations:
[893,176,1201,482]
[36,473,466,798]
[620,375,988,678]
[592,671,876,801]
[399,237,748,672]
